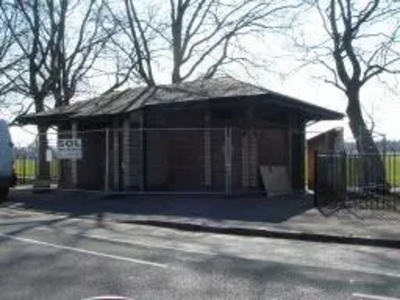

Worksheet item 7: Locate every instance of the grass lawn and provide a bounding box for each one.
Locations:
[14,159,59,182]
[317,154,400,188]
[14,155,400,187]
[385,155,400,186]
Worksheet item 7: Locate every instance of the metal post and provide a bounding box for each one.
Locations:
[139,126,145,192]
[122,119,131,191]
[287,114,293,189]
[71,122,78,188]
[241,129,249,188]
[139,112,146,192]
[383,133,387,181]
[313,150,319,208]
[113,122,120,190]
[341,151,347,208]
[35,136,39,181]
[249,129,258,188]
[22,156,26,184]
[224,127,232,196]
[394,154,398,211]
[229,127,233,195]
[204,113,212,187]
[104,127,110,193]
[304,130,308,191]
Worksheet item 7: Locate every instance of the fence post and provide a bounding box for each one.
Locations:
[104,127,110,193]
[395,153,398,212]
[113,122,120,190]
[313,150,319,207]
[35,136,39,183]
[122,119,131,191]
[204,113,212,188]
[341,150,347,208]
[71,122,78,188]
[22,155,26,184]
[139,112,146,192]
[139,127,146,192]
[224,127,232,196]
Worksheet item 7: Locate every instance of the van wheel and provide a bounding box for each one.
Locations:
[0,187,9,202]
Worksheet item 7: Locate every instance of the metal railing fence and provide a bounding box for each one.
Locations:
[314,151,400,212]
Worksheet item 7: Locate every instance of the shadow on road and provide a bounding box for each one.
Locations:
[4,189,314,224]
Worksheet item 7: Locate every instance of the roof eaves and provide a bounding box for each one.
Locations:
[270,94,343,120]
[307,127,343,142]
[230,78,343,120]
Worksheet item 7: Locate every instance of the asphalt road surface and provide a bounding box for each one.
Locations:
[0,208,399,300]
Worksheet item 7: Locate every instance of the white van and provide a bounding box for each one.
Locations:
[0,119,16,201]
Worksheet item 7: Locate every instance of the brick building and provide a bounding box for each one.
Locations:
[21,77,343,194]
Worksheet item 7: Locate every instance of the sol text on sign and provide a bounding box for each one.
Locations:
[57,139,82,159]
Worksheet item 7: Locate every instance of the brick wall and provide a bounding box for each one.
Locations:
[65,106,302,193]
[146,129,168,188]
[76,130,105,190]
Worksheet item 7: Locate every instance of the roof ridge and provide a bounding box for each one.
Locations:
[127,86,156,110]
[160,83,211,98]
[224,77,271,93]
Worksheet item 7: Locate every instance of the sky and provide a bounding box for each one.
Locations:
[8,51,398,146]
[10,65,397,146]
[5,0,400,146]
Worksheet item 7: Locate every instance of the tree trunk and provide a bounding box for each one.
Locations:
[171,6,183,85]
[346,89,390,193]
[34,123,51,188]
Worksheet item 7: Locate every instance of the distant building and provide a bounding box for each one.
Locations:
[307,127,344,189]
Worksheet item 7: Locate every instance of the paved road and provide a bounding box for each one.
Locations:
[0,209,399,300]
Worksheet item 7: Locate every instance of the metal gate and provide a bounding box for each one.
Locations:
[314,151,347,212]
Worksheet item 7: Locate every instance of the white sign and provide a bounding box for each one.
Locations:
[57,139,82,160]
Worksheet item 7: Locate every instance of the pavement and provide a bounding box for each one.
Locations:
[2,188,400,248]
[0,212,399,299]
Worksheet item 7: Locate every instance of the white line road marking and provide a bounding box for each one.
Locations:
[35,227,50,230]
[35,227,217,256]
[352,293,400,300]
[32,228,400,280]
[356,270,400,279]
[25,228,400,280]
[82,296,134,300]
[0,233,167,269]
[82,234,217,256]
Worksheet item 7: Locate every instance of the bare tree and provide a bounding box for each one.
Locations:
[0,0,113,186]
[0,6,24,101]
[105,0,299,85]
[167,0,297,84]
[0,22,14,98]
[102,0,158,87]
[48,0,115,107]
[297,0,400,190]
[0,0,53,185]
